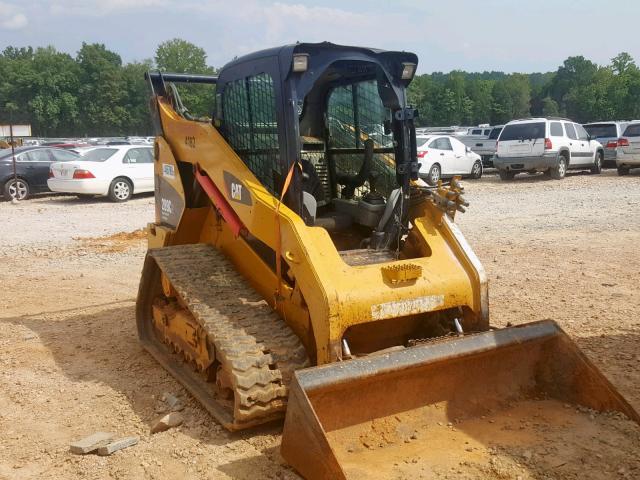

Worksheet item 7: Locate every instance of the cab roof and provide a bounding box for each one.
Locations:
[220,41,418,73]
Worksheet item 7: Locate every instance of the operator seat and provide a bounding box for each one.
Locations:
[301,159,352,232]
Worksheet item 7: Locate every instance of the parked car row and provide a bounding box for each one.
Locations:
[2,122,639,201]
[1,145,154,201]
[18,136,154,148]
[413,118,640,184]
[493,117,640,180]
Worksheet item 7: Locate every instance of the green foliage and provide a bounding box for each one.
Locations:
[155,39,216,118]
[0,39,216,137]
[490,80,513,124]
[541,97,560,117]
[409,52,640,127]
[0,43,638,135]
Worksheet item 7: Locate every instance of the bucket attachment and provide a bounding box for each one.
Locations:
[281,320,639,480]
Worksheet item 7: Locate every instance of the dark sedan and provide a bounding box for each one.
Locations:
[0,146,80,200]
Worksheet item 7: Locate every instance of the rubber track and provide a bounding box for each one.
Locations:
[149,243,309,426]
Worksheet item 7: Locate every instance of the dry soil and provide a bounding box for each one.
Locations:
[1,169,639,479]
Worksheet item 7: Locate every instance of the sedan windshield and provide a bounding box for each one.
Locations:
[80,148,118,162]
[416,137,430,147]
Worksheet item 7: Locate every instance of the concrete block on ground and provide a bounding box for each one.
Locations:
[97,436,139,456]
[69,432,115,454]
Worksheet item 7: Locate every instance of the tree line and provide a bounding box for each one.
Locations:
[408,52,640,127]
[1,39,639,137]
[0,39,215,138]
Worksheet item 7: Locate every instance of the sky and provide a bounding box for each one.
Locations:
[1,0,639,74]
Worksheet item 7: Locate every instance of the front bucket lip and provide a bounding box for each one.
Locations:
[282,319,640,480]
[296,320,562,393]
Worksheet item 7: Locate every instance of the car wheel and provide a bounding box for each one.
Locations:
[550,156,567,180]
[108,178,133,202]
[590,152,603,174]
[498,170,515,181]
[3,178,29,200]
[426,164,441,185]
[617,165,630,176]
[470,160,482,179]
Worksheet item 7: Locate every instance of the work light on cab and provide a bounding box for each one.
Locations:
[292,53,309,73]
[401,62,416,80]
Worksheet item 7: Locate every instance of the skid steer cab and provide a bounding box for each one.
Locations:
[137,42,639,480]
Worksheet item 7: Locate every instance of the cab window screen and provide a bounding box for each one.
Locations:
[222,73,280,194]
[327,80,396,197]
[327,85,355,148]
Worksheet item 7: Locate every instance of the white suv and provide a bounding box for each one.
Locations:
[494,118,604,180]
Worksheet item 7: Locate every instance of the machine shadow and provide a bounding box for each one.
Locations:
[4,304,294,476]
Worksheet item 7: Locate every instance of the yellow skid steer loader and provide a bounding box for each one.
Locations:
[136,42,639,479]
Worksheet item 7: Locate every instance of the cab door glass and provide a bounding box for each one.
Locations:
[327,79,396,197]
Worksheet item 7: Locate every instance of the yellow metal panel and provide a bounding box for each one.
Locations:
[155,97,483,365]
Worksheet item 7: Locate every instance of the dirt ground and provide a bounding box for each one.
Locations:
[1,169,639,480]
